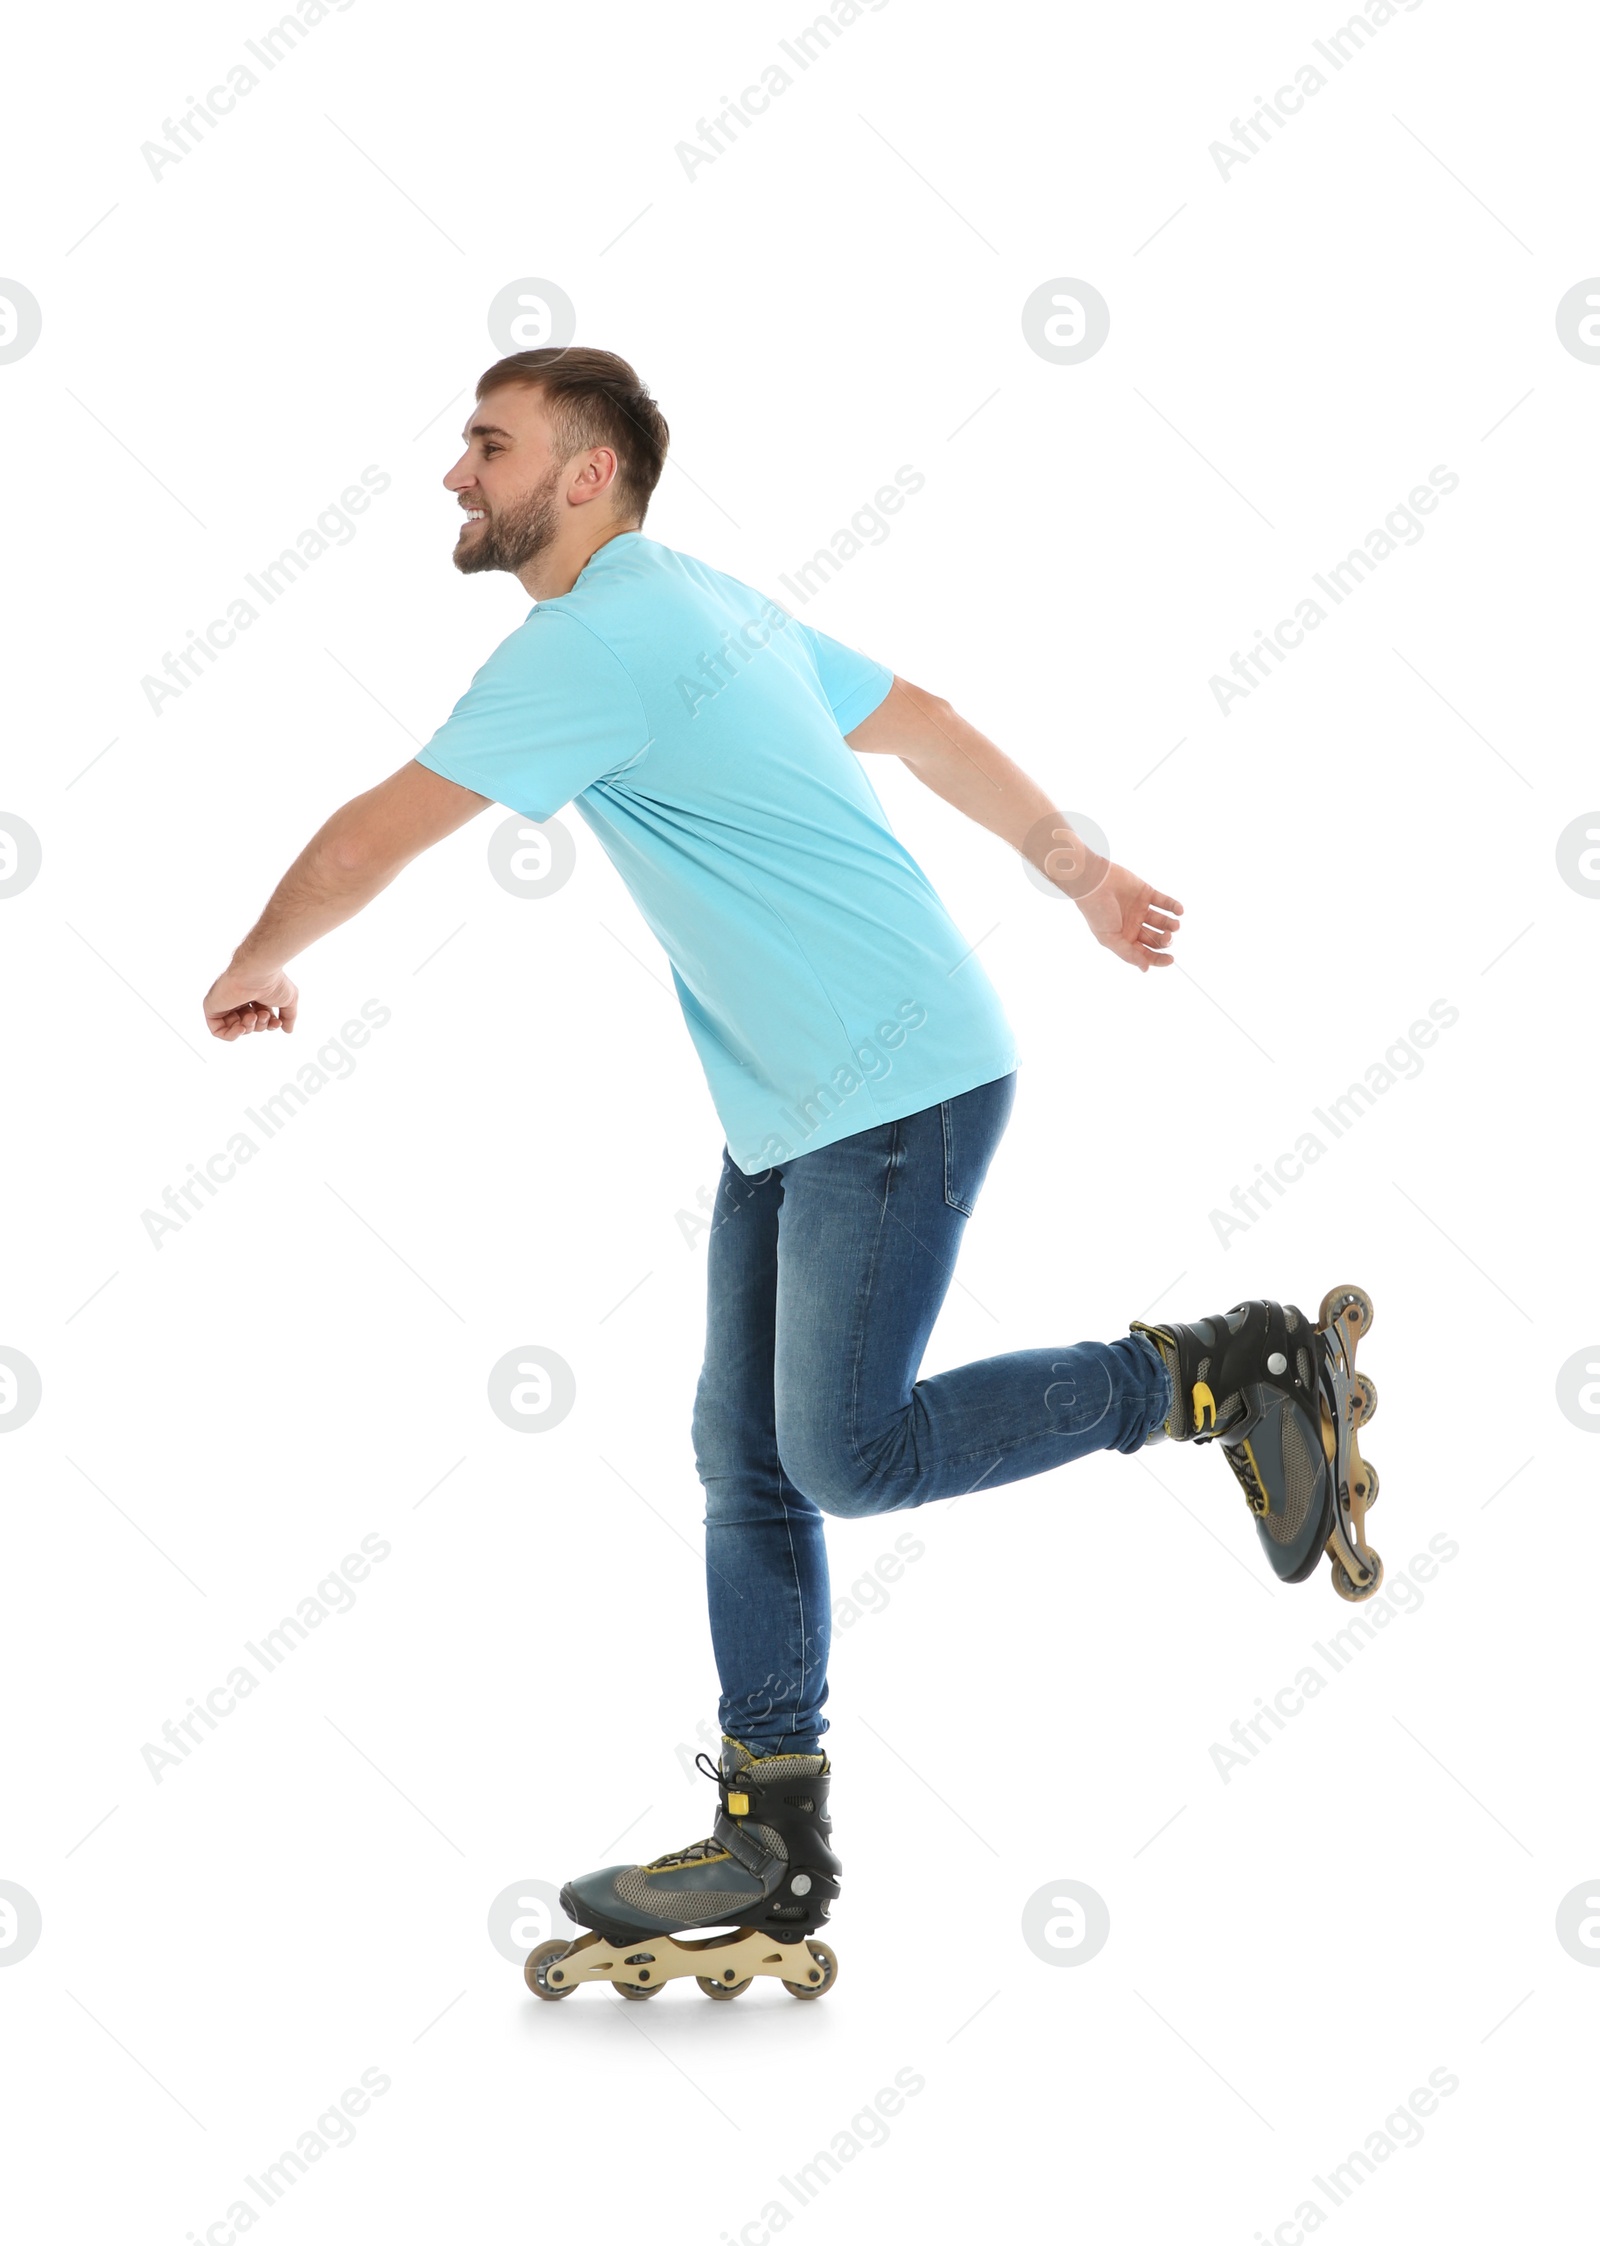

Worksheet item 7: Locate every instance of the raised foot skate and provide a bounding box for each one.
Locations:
[525,1927,838,2002]
[1315,1283,1382,1605]
[1134,1282,1385,1602]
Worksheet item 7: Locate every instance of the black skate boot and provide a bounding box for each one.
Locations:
[1132,1286,1382,1602]
[525,1737,842,2003]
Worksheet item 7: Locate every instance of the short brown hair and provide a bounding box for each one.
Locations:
[476,347,670,523]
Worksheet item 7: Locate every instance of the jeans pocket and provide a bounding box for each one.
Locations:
[941,1072,1015,1214]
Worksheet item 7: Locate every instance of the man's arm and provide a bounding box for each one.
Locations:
[846,675,1183,972]
[201,759,491,1039]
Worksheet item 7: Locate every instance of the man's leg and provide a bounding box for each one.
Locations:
[540,1156,840,1974]
[693,1149,831,1754]
[771,1072,1170,1516]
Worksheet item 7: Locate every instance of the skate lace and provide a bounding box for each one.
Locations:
[641,1752,745,1871]
[643,1836,725,1872]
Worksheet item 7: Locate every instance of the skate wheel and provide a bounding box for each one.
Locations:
[525,1939,578,2001]
[781,1940,838,2000]
[1331,1549,1383,1603]
[1352,1373,1378,1427]
[1319,1283,1374,1338]
[697,1975,753,2001]
[1356,1460,1379,1511]
[615,1978,665,1999]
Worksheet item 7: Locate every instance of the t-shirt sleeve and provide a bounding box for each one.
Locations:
[792,621,894,735]
[414,610,652,820]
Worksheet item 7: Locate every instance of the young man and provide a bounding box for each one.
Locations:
[202,348,1382,2004]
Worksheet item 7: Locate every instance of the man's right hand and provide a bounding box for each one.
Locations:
[203,964,300,1039]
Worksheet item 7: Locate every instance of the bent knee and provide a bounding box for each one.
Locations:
[776,1428,886,1521]
[792,1474,884,1523]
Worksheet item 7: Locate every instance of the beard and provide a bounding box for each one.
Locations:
[453,463,563,576]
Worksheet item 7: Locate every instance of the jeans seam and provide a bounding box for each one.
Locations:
[846,1118,900,1486]
[940,1098,975,1215]
[777,1459,809,1737]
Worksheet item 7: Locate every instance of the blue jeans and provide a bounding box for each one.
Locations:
[692,1072,1171,1752]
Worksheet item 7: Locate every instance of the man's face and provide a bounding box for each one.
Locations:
[443,386,567,577]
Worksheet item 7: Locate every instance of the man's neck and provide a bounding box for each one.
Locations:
[517,521,638,601]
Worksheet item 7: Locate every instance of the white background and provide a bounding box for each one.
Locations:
[2,1,1596,2239]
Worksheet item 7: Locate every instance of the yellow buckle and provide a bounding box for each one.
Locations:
[727,1791,749,1817]
[1192,1379,1216,1433]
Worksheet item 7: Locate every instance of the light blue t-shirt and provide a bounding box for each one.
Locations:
[416,532,1015,1171]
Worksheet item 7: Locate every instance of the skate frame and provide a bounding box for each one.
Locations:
[534,1924,830,1996]
[1316,1286,1381,1601]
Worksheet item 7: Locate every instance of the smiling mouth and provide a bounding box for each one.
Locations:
[459,509,487,529]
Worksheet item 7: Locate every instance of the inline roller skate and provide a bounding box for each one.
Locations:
[1132,1285,1381,1601]
[525,1736,841,2002]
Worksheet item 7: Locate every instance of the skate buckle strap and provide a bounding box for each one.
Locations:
[1192,1379,1217,1434]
